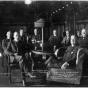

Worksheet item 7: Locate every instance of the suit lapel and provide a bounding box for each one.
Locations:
[12,41,18,53]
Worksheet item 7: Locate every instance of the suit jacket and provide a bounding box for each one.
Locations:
[61,36,71,47]
[7,40,26,55]
[6,40,26,63]
[48,35,59,47]
[32,34,41,41]
[78,37,88,49]
[63,45,78,67]
[2,38,11,54]
[20,35,27,44]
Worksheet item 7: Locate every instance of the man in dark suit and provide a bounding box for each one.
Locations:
[2,31,12,55]
[78,29,88,49]
[2,31,12,67]
[61,35,78,69]
[31,28,41,43]
[48,30,59,51]
[7,32,35,86]
[19,29,27,44]
[78,29,88,75]
[61,30,71,47]
[31,28,41,49]
[45,35,78,69]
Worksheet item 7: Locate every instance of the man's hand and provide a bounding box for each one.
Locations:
[61,62,69,69]
[14,53,18,56]
[54,49,59,57]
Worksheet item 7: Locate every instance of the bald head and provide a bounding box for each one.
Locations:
[81,29,86,37]
[53,30,57,36]
[71,35,76,46]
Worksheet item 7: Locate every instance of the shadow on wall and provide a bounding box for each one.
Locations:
[8,26,27,33]
[0,26,8,43]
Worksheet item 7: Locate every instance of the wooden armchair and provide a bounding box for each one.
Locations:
[46,48,86,85]
[7,55,22,83]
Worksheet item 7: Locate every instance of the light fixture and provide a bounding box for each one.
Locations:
[56,10,57,12]
[59,9,61,10]
[53,12,55,13]
[71,2,72,4]
[66,4,68,6]
[62,7,64,8]
[25,0,32,4]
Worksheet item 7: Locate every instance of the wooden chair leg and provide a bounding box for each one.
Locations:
[6,66,8,76]
[46,80,49,86]
[2,56,4,67]
[8,67,11,83]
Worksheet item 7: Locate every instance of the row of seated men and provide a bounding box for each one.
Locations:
[2,29,36,86]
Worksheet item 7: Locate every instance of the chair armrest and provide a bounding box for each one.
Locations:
[76,48,86,65]
[76,48,86,70]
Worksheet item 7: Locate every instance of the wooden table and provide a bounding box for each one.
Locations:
[31,50,53,70]
[31,50,53,56]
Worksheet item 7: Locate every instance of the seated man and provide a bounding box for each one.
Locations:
[31,28,41,49]
[31,29,41,43]
[7,32,36,86]
[2,31,12,55]
[45,35,78,69]
[19,29,27,43]
[2,31,12,66]
[78,29,88,74]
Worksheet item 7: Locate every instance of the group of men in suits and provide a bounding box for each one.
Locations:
[2,28,88,86]
[45,28,88,70]
[48,30,71,51]
[2,29,36,86]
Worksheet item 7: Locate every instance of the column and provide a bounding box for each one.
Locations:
[74,11,76,35]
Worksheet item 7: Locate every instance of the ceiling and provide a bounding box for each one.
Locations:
[0,1,87,24]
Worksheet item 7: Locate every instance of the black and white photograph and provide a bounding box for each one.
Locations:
[0,0,88,87]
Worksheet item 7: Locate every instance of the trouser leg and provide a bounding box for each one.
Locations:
[16,55,34,78]
[18,59,26,80]
[25,53,32,72]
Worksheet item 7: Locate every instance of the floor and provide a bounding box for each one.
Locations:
[0,56,88,87]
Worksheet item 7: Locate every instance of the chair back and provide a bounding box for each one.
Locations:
[76,48,87,70]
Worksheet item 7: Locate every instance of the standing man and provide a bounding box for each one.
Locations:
[48,30,59,51]
[7,32,36,86]
[61,30,71,47]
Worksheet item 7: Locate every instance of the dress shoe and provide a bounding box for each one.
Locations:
[27,72,36,79]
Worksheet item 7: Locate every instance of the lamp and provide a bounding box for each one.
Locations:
[25,0,32,5]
